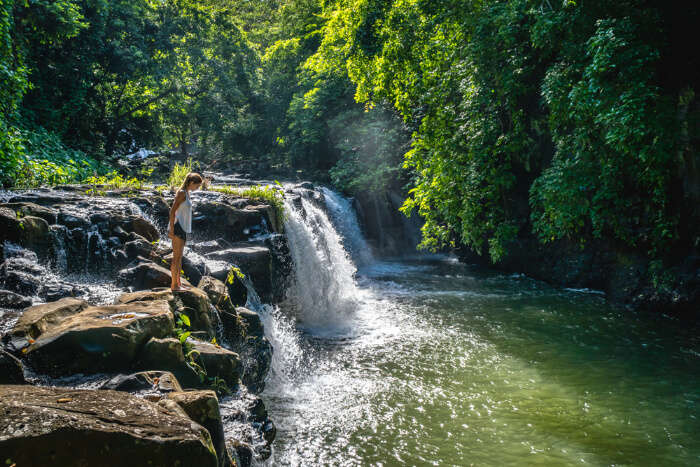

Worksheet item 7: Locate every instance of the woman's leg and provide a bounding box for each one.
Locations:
[171,236,184,290]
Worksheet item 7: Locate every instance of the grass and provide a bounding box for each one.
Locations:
[83,170,145,195]
[209,183,286,222]
[166,158,194,190]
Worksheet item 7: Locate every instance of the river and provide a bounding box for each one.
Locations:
[260,188,700,466]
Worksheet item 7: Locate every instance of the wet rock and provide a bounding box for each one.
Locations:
[206,245,273,299]
[39,281,80,301]
[0,202,57,224]
[6,297,89,353]
[235,308,272,393]
[0,208,51,255]
[0,385,218,466]
[199,275,236,313]
[24,300,174,376]
[168,390,234,467]
[163,252,210,286]
[190,339,242,389]
[136,337,202,388]
[0,349,25,384]
[101,370,182,396]
[0,256,43,295]
[0,289,32,309]
[57,210,89,229]
[124,234,154,260]
[193,202,268,242]
[127,215,160,242]
[117,259,190,290]
[191,238,233,254]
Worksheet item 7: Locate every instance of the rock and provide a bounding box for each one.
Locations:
[172,286,217,337]
[127,215,160,242]
[168,390,234,467]
[189,339,242,390]
[101,370,182,396]
[193,202,268,242]
[220,307,272,393]
[0,202,57,224]
[0,255,44,295]
[0,208,51,254]
[199,275,236,313]
[0,289,32,309]
[124,235,154,260]
[39,281,80,301]
[117,260,190,290]
[0,349,25,384]
[24,300,174,376]
[136,337,201,388]
[0,385,218,466]
[163,252,210,286]
[5,297,88,353]
[205,245,273,299]
[115,288,174,305]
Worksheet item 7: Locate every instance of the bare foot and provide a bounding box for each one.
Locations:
[176,284,191,291]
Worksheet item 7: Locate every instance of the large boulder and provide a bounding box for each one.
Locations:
[168,390,234,467]
[199,275,236,313]
[193,202,269,242]
[205,245,273,299]
[4,297,89,353]
[0,385,218,466]
[163,252,210,289]
[189,339,242,390]
[0,202,57,224]
[23,300,174,376]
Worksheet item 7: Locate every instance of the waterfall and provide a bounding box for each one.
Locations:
[281,190,360,333]
[320,187,374,267]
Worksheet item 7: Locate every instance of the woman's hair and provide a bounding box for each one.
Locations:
[180,172,203,190]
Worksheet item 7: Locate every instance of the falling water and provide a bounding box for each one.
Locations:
[320,187,374,267]
[281,191,359,334]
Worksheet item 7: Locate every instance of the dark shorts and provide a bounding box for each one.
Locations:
[173,221,188,243]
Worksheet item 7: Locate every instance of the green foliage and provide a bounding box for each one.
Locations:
[312,0,698,263]
[0,126,104,188]
[84,170,145,193]
[166,159,195,190]
[226,265,246,285]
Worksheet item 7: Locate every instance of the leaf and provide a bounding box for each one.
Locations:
[179,331,191,344]
[180,314,191,327]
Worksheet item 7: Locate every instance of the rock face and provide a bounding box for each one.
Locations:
[0,385,218,466]
[117,260,183,290]
[0,207,51,255]
[21,300,174,376]
[169,390,234,467]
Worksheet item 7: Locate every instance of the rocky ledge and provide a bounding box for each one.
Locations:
[0,185,290,466]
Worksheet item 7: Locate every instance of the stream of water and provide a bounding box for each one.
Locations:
[261,188,700,466]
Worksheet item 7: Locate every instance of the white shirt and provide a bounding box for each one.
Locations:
[175,189,193,233]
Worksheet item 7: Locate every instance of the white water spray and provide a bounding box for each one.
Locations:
[282,192,360,332]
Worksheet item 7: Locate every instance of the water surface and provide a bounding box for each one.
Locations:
[264,256,700,466]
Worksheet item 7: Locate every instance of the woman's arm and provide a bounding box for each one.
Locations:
[168,190,186,238]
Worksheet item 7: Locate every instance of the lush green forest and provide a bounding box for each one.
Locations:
[1,0,698,269]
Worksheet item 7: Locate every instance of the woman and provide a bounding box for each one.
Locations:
[168,172,203,291]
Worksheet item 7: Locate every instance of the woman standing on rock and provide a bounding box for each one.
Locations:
[168,172,203,291]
